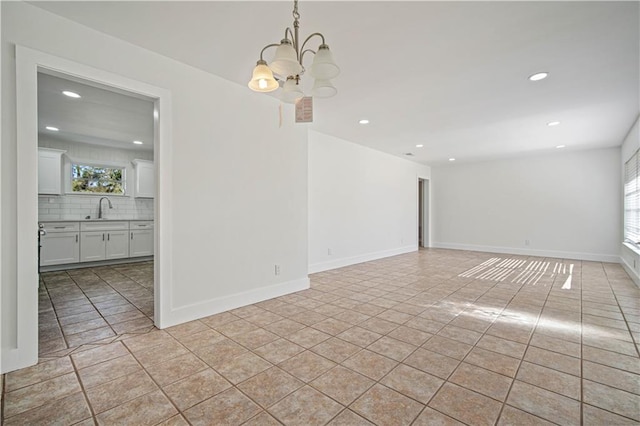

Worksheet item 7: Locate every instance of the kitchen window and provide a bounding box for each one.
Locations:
[71,163,125,195]
[624,149,640,245]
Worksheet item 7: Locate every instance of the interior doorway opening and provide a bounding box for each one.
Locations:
[418,178,429,248]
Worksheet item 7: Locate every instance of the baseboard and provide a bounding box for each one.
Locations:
[309,245,417,274]
[430,242,620,263]
[161,277,310,328]
[40,256,153,272]
[619,256,640,288]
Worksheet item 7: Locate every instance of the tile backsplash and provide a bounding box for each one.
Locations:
[39,195,153,221]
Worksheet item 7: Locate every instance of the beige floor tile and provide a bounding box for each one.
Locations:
[327,409,374,425]
[215,319,260,337]
[133,339,190,368]
[310,365,375,405]
[78,354,141,389]
[583,334,638,356]
[184,388,261,425]
[360,317,400,334]
[253,338,305,364]
[269,385,343,426]
[516,361,580,400]
[523,346,580,376]
[412,407,465,425]
[336,326,382,347]
[121,329,175,353]
[350,384,424,426]
[5,357,74,392]
[66,326,116,348]
[404,347,460,379]
[96,389,177,425]
[264,318,307,336]
[429,382,502,426]
[175,328,225,351]
[145,352,208,386]
[155,415,190,426]
[582,345,640,375]
[279,350,336,382]
[485,323,533,344]
[71,342,130,370]
[192,338,248,368]
[342,349,398,380]
[437,324,483,345]
[287,327,332,348]
[3,392,91,426]
[241,412,280,426]
[497,405,555,425]
[422,335,472,360]
[465,347,520,377]
[582,403,640,425]
[110,317,154,334]
[4,372,82,418]
[214,351,273,384]
[583,360,640,394]
[163,368,231,411]
[380,364,443,404]
[103,309,147,325]
[312,318,354,335]
[475,334,527,359]
[199,311,240,329]
[387,325,432,346]
[238,367,304,407]
[449,362,512,401]
[85,370,157,413]
[366,336,417,361]
[583,379,640,421]
[405,317,447,334]
[310,337,360,362]
[231,328,279,350]
[506,380,581,425]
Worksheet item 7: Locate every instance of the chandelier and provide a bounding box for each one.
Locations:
[248,0,340,103]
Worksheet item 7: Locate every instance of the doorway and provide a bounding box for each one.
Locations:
[418,178,429,248]
[9,46,173,373]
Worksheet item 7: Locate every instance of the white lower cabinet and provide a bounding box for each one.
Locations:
[41,220,152,267]
[79,221,130,262]
[41,231,79,266]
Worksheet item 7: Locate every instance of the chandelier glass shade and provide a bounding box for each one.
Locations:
[248,0,339,103]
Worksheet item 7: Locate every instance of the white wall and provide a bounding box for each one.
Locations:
[2,2,308,372]
[309,130,431,273]
[39,137,154,220]
[620,116,640,284]
[431,147,621,262]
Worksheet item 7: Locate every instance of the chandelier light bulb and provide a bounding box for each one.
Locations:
[248,60,279,93]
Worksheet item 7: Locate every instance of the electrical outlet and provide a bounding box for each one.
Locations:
[524,239,530,246]
[274,265,280,275]
[328,248,333,255]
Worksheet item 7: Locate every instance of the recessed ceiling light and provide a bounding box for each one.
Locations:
[547,121,560,127]
[133,140,144,145]
[416,144,424,148]
[45,126,59,131]
[528,72,548,81]
[556,145,565,149]
[62,90,81,98]
[449,158,456,162]
[358,119,369,124]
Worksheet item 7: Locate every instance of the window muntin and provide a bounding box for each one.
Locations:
[71,163,125,195]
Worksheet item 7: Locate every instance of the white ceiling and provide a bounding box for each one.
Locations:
[31,1,639,165]
[38,71,154,151]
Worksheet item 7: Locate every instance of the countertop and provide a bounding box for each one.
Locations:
[39,218,154,223]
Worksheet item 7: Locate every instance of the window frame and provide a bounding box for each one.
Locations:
[624,149,640,246]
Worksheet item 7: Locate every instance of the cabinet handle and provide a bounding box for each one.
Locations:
[102,233,105,241]
[76,235,78,243]
[108,233,110,241]
[131,232,134,240]
[54,226,65,229]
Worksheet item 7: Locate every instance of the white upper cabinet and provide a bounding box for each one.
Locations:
[132,159,155,198]
[38,148,66,195]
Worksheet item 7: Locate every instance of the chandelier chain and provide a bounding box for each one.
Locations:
[293,0,300,21]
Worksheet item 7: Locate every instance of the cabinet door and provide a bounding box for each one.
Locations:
[106,231,130,259]
[40,232,79,266]
[135,161,155,198]
[130,229,154,257]
[80,231,106,262]
[38,150,63,195]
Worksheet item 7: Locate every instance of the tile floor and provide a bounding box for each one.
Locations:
[2,249,639,425]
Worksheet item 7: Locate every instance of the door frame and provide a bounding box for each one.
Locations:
[9,45,173,372]
[418,178,430,248]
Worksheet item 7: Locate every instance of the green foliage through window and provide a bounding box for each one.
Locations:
[72,164,125,194]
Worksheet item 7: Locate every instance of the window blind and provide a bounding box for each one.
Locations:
[624,149,640,244]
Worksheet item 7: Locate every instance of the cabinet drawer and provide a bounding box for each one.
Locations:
[80,221,129,232]
[130,221,154,230]
[41,222,80,232]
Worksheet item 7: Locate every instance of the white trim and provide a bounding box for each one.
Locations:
[431,242,620,263]
[619,256,640,288]
[9,45,173,373]
[309,245,417,274]
[162,278,310,328]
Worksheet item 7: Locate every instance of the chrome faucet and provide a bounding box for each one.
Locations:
[98,197,113,219]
